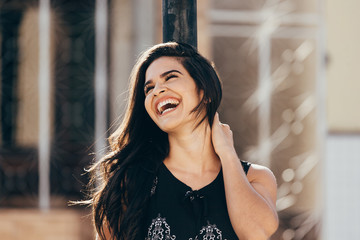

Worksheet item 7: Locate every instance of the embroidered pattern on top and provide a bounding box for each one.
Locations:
[190,223,227,240]
[147,215,227,240]
[146,214,176,240]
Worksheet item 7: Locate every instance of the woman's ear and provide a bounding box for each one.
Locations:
[204,96,211,104]
[198,89,205,99]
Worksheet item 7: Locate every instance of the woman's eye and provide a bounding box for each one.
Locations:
[165,74,177,81]
[144,86,154,94]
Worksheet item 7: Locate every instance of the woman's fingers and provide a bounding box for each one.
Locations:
[213,112,220,125]
[214,112,230,130]
[211,113,236,158]
[222,123,230,128]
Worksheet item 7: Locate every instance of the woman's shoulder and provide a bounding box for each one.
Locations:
[246,163,276,183]
[246,163,277,202]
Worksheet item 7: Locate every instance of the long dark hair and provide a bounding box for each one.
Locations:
[89,42,222,240]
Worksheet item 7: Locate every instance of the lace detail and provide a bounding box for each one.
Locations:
[147,215,227,240]
[146,214,176,240]
[190,223,227,240]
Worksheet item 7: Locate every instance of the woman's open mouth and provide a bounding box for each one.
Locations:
[156,98,180,115]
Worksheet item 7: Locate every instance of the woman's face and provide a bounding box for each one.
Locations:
[144,56,204,133]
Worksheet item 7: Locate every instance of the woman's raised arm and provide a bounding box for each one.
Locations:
[211,113,279,240]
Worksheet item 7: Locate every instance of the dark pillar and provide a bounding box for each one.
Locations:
[51,0,95,197]
[162,0,197,49]
[0,10,23,148]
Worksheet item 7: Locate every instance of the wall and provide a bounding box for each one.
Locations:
[324,0,360,239]
[326,0,360,132]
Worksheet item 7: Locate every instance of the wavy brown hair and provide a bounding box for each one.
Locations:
[87,42,222,239]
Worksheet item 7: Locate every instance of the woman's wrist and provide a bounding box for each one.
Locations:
[217,148,239,163]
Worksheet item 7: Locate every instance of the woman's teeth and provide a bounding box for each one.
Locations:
[157,99,179,114]
[161,107,176,115]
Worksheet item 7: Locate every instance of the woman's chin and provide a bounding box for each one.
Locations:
[157,124,178,134]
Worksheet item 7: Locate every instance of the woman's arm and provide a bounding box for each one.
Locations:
[211,113,279,240]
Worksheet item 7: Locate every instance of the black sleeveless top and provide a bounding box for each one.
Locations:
[144,161,251,240]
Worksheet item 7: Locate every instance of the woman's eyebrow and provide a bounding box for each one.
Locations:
[160,69,183,78]
[144,69,183,88]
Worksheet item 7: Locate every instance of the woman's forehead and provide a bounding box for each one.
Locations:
[145,56,185,81]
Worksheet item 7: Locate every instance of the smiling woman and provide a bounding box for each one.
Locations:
[144,57,205,133]
[85,42,278,240]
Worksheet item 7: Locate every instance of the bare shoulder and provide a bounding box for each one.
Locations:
[247,164,276,183]
[247,163,277,203]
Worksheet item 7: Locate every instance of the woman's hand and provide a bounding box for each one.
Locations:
[211,112,237,159]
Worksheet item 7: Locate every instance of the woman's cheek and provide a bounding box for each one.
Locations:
[145,98,157,123]
[144,98,151,116]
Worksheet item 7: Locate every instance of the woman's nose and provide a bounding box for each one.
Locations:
[153,83,166,96]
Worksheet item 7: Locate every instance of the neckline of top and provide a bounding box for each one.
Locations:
[160,162,222,192]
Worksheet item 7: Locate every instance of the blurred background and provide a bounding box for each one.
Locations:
[0,0,359,239]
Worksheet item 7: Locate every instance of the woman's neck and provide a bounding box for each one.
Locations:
[164,122,220,175]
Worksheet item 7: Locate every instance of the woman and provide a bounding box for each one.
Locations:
[89,42,278,240]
